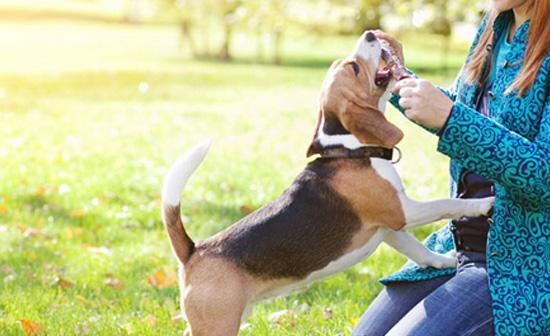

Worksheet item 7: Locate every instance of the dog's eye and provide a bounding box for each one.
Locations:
[351,62,360,76]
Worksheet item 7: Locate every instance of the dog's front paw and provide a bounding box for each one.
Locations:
[475,196,494,216]
[417,251,457,269]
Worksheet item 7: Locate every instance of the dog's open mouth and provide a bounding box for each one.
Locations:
[375,45,411,87]
[374,49,393,87]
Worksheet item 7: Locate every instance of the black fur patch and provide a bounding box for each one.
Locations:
[197,160,364,280]
[323,113,349,135]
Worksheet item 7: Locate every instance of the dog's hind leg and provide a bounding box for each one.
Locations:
[184,288,246,336]
[183,260,249,336]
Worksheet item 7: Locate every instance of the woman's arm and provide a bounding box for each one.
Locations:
[395,78,549,208]
[437,99,550,208]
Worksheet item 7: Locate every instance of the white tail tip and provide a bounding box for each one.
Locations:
[162,140,212,206]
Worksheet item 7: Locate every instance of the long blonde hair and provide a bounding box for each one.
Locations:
[465,0,549,96]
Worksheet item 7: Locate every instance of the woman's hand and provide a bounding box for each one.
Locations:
[393,78,454,129]
[373,30,404,64]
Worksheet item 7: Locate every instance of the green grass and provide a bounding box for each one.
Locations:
[0,17,468,335]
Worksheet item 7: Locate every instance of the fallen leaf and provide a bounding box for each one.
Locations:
[4,274,15,283]
[142,314,157,327]
[18,320,43,336]
[171,314,184,325]
[298,303,310,312]
[31,186,48,197]
[104,275,124,289]
[65,227,83,239]
[239,322,251,331]
[69,209,85,218]
[52,275,74,289]
[323,307,333,320]
[75,295,97,307]
[87,246,113,255]
[74,325,91,335]
[268,309,295,326]
[147,268,177,288]
[240,205,255,215]
[120,322,134,334]
[18,225,50,239]
[28,252,38,261]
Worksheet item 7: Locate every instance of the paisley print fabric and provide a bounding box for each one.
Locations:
[381,11,550,336]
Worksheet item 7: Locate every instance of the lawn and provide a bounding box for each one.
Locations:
[0,17,470,335]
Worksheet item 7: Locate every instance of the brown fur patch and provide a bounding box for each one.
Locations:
[327,159,405,234]
[162,205,194,263]
[181,256,251,336]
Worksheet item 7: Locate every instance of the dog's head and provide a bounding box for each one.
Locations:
[307,31,403,157]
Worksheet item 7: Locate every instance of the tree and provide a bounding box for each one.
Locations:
[356,0,385,31]
[216,0,245,60]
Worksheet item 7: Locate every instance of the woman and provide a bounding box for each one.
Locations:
[351,0,549,335]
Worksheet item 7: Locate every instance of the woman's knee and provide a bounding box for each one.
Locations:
[351,277,451,336]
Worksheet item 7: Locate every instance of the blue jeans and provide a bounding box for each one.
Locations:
[351,251,494,336]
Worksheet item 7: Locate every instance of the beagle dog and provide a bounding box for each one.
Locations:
[161,31,494,336]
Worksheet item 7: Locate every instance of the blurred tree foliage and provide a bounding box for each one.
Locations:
[163,0,484,63]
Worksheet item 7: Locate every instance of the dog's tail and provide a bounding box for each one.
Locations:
[161,141,211,264]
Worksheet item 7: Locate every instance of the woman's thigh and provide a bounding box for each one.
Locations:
[351,275,452,336]
[387,254,493,336]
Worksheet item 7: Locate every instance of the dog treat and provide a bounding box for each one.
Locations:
[380,41,412,81]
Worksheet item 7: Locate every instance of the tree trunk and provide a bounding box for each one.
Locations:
[273,29,283,65]
[180,20,197,58]
[256,30,264,63]
[220,23,232,60]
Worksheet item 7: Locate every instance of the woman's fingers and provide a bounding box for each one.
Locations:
[373,30,400,48]
[398,87,415,98]
[398,97,413,110]
[373,30,404,62]
[393,78,419,93]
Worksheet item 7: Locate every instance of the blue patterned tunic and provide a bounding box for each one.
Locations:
[381,11,550,336]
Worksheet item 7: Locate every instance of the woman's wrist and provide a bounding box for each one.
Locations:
[437,103,454,137]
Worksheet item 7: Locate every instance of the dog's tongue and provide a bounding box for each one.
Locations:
[380,42,411,80]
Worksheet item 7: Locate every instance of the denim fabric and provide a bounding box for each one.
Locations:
[352,252,493,336]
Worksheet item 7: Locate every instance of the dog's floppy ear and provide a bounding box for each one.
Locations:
[339,103,403,148]
[306,109,323,157]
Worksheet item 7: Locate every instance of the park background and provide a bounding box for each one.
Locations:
[0,0,485,335]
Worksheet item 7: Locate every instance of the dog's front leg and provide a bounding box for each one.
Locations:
[400,196,494,229]
[384,230,456,269]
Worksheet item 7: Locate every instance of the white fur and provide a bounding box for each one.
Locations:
[400,196,494,230]
[370,158,404,191]
[352,32,382,70]
[383,231,457,269]
[162,140,211,206]
[317,119,367,150]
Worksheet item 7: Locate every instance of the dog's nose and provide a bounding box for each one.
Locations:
[365,32,376,42]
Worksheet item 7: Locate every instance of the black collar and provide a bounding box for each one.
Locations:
[319,146,400,163]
